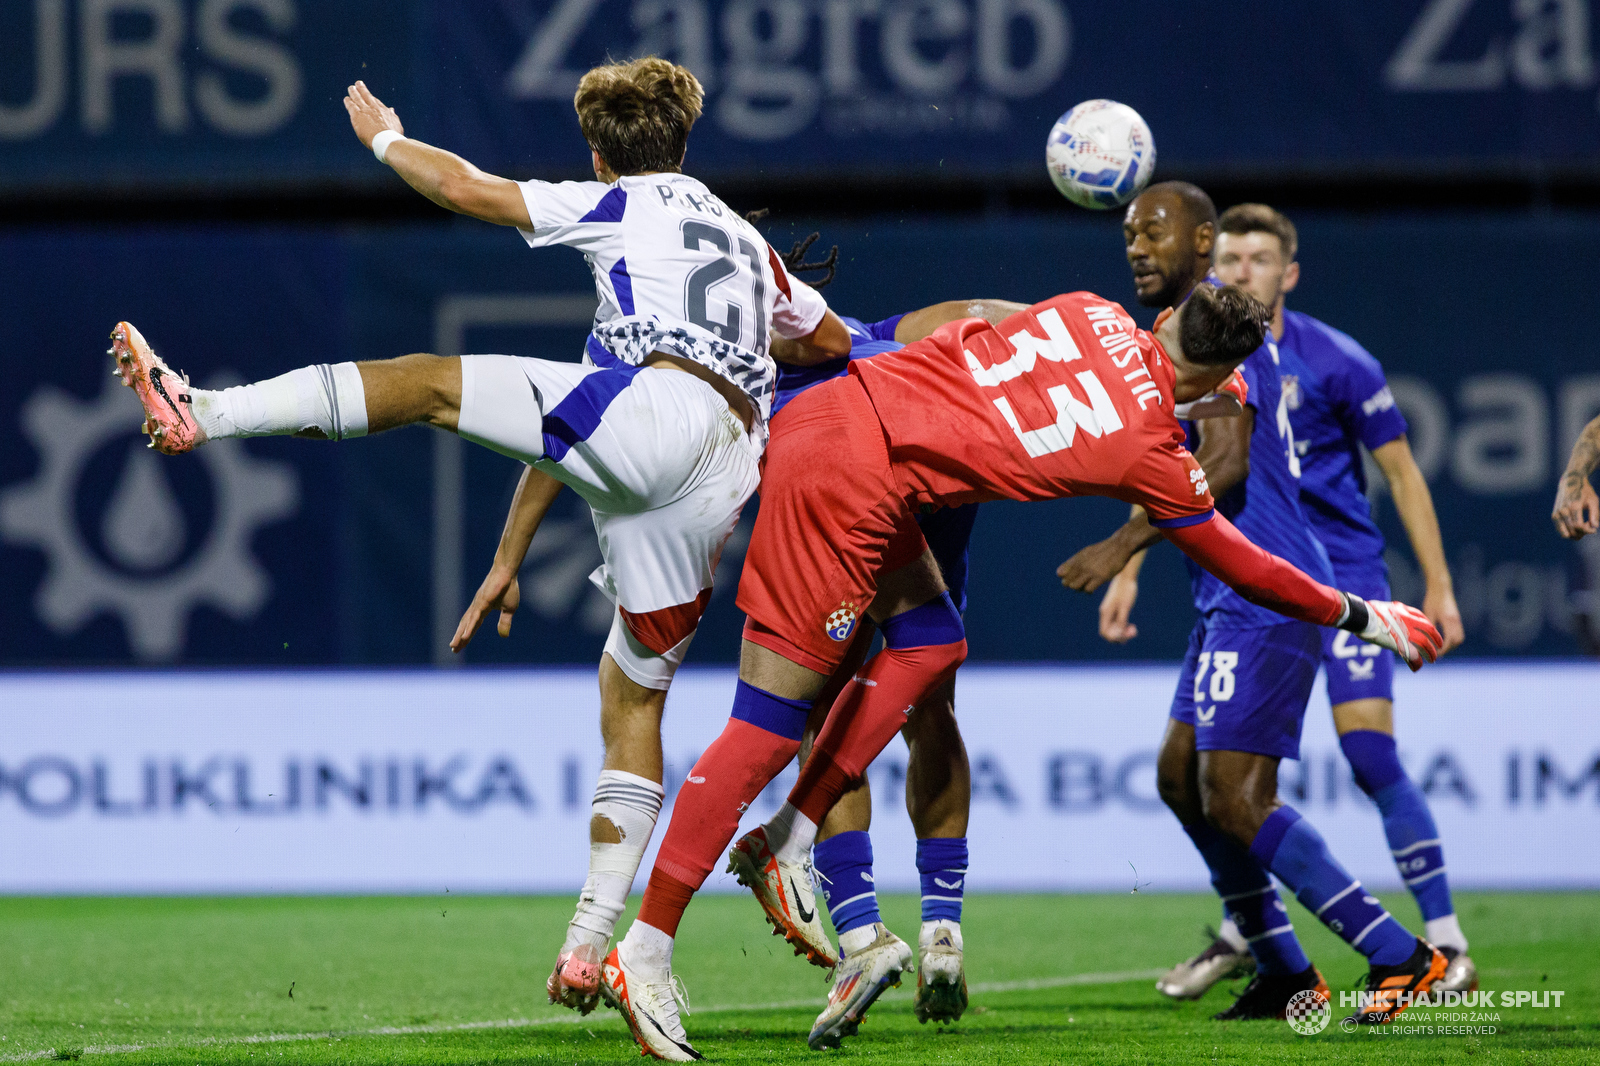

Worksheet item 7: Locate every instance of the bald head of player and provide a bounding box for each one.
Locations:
[1124,181,1218,309]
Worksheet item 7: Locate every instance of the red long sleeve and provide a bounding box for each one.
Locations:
[1160,512,1344,627]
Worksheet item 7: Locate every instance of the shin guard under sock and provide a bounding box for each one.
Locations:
[916,837,969,925]
[650,682,809,908]
[1183,821,1309,975]
[1251,805,1415,967]
[1340,729,1458,928]
[566,770,664,949]
[191,363,368,441]
[814,831,881,936]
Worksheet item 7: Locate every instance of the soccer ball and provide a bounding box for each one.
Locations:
[1046,100,1156,210]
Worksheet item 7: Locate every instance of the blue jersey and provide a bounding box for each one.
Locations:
[1183,340,1334,628]
[772,314,904,416]
[1275,310,1408,568]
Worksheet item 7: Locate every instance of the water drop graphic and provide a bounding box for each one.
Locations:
[102,447,186,570]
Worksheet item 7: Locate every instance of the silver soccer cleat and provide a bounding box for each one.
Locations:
[1433,946,1479,993]
[1155,930,1255,1000]
[808,923,913,1050]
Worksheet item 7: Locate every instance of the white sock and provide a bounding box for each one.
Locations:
[1218,916,1248,953]
[766,802,819,866]
[190,363,368,442]
[919,920,963,950]
[1425,914,1468,954]
[566,770,665,950]
[621,920,674,975]
[839,924,878,957]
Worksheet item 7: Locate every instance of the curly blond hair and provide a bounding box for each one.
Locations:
[574,57,703,176]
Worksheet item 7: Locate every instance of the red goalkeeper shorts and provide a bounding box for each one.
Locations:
[736,375,927,674]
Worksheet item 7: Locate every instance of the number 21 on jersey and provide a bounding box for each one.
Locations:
[681,220,768,355]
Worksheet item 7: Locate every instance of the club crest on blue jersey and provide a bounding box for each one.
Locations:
[825,601,860,642]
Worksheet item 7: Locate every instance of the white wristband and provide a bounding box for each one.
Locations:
[371,130,405,163]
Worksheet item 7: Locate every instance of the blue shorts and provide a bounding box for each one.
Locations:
[1170,619,1322,760]
[916,503,979,613]
[1321,563,1395,704]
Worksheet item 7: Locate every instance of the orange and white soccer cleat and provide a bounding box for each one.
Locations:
[109,321,201,455]
[727,827,839,969]
[1345,938,1449,1025]
[546,942,604,1015]
[599,944,700,1061]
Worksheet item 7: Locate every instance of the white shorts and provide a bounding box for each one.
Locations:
[457,354,761,689]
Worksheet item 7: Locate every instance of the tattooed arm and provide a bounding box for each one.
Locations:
[1554,413,1600,540]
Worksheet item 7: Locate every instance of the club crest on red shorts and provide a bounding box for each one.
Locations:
[825,601,860,642]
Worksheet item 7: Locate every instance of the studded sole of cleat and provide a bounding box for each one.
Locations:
[110,322,198,455]
[727,863,836,970]
[914,978,969,1024]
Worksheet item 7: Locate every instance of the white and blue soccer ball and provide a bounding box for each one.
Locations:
[1046,99,1156,210]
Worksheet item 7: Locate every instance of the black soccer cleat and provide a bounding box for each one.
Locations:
[1211,964,1329,1021]
[1345,937,1448,1025]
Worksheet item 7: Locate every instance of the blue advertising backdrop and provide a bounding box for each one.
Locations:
[3,211,1595,665]
[3,1,1598,190]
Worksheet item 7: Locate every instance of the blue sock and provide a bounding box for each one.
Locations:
[813,831,880,936]
[1183,822,1309,975]
[1340,730,1456,923]
[1251,806,1416,967]
[916,837,968,924]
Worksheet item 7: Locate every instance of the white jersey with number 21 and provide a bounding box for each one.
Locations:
[516,172,828,438]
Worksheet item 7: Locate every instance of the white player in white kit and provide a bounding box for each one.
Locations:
[111,58,851,1042]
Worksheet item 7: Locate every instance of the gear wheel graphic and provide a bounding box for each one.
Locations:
[0,375,298,660]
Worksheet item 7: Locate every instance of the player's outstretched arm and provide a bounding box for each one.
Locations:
[1371,437,1464,652]
[769,309,860,366]
[345,81,532,229]
[1554,413,1600,540]
[894,300,1031,343]
[451,466,566,653]
[1161,513,1444,670]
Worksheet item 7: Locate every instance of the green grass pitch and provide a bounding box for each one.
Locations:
[2,891,1594,1064]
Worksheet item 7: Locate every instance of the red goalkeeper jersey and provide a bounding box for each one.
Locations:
[849,291,1216,527]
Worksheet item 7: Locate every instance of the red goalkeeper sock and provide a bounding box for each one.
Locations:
[644,683,810,934]
[791,598,966,824]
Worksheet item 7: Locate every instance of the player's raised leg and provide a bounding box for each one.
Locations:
[1334,695,1474,991]
[111,321,463,453]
